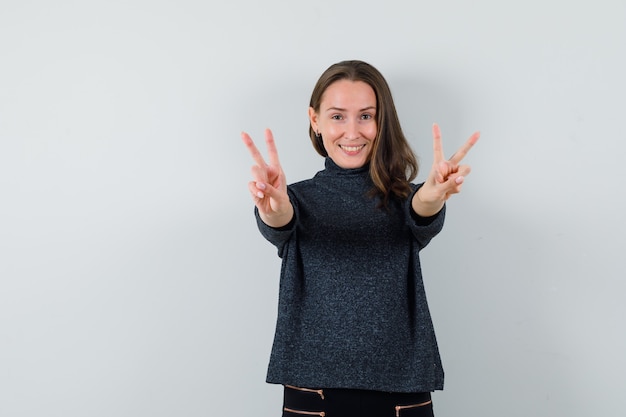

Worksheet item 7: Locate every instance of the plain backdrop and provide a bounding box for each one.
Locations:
[1,1,625,416]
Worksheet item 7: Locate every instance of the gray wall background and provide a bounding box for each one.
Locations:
[1,1,624,416]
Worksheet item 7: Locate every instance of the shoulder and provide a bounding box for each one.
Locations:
[286,176,322,203]
[288,177,317,191]
[287,169,326,191]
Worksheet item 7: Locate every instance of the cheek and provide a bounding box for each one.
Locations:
[321,125,344,144]
[321,135,334,152]
[366,123,378,139]
[324,123,341,136]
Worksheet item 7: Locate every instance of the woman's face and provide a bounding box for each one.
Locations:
[309,79,377,169]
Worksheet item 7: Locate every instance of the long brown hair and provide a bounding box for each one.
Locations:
[308,60,418,208]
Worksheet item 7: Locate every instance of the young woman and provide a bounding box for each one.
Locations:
[242,60,479,417]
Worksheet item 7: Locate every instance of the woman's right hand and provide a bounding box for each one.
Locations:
[241,128,294,228]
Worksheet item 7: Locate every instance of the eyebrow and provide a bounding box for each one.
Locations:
[324,106,377,113]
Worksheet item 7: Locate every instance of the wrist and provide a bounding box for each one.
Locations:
[260,205,294,228]
[412,187,444,217]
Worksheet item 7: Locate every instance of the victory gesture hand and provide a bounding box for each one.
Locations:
[242,129,294,228]
[412,123,480,217]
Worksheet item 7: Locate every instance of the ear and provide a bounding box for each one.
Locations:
[308,107,319,133]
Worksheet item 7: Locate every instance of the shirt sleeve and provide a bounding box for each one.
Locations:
[254,188,298,258]
[405,183,446,249]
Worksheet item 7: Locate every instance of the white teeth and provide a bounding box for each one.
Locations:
[341,145,364,152]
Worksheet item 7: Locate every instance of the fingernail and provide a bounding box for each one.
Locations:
[256,191,264,198]
[256,182,266,190]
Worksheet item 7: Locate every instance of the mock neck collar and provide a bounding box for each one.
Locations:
[323,157,370,176]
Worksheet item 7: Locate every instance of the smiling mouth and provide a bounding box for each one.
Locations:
[339,144,365,152]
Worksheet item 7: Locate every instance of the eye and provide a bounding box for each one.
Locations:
[331,114,343,120]
[361,113,374,120]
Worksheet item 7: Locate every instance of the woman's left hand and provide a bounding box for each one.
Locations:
[412,123,480,217]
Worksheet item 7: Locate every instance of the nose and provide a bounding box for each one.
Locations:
[345,119,359,140]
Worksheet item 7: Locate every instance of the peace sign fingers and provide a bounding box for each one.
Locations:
[449,130,480,167]
[432,123,480,165]
[241,128,293,227]
[431,123,480,183]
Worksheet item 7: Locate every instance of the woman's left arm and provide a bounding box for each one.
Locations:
[412,123,480,217]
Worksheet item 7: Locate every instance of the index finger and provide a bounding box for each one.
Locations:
[432,123,445,163]
[241,131,268,168]
[449,131,480,165]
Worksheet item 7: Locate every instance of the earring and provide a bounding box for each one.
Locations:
[316,131,321,138]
